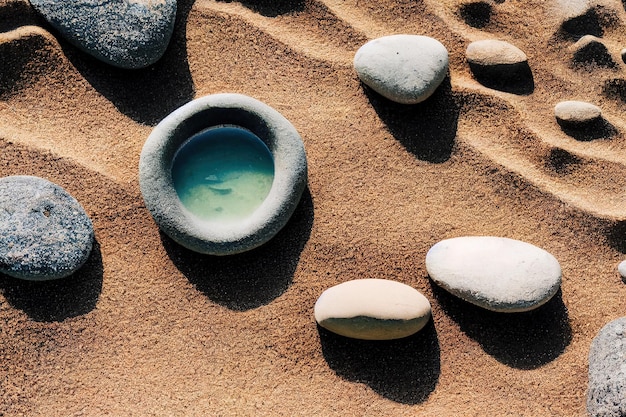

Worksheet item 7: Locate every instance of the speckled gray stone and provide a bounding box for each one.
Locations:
[353,34,449,104]
[28,0,176,69]
[139,93,308,255]
[0,176,94,280]
[426,236,561,312]
[314,279,432,340]
[588,317,626,416]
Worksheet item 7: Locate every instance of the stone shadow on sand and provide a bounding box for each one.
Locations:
[468,61,535,95]
[557,117,617,141]
[0,240,103,322]
[604,220,626,254]
[430,281,571,369]
[318,320,440,405]
[365,76,458,164]
[216,0,305,17]
[0,1,43,33]
[42,0,196,126]
[161,188,313,311]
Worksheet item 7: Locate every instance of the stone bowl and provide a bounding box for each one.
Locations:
[139,93,308,255]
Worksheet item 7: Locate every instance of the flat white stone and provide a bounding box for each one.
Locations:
[426,236,561,312]
[314,279,431,340]
[555,100,601,124]
[354,34,449,104]
[466,39,527,66]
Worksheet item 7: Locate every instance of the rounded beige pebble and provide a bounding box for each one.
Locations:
[466,39,527,66]
[314,279,431,340]
[554,101,601,124]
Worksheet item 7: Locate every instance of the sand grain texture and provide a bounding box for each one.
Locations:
[1,0,626,415]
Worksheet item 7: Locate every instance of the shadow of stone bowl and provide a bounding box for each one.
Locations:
[161,188,313,311]
[318,319,440,405]
[0,240,103,322]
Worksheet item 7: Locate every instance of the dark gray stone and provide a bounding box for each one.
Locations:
[588,317,626,416]
[28,0,176,69]
[139,93,308,255]
[0,176,94,280]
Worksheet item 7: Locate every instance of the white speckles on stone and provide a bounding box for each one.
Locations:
[314,279,432,340]
[426,236,562,312]
[555,100,602,124]
[353,34,449,104]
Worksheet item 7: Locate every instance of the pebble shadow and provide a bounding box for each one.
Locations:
[559,8,604,41]
[557,118,617,141]
[604,220,626,254]
[364,76,458,164]
[0,240,103,322]
[161,188,314,311]
[0,1,43,33]
[469,62,535,95]
[430,280,571,369]
[318,320,440,405]
[459,1,492,29]
[43,0,196,126]
[215,0,305,17]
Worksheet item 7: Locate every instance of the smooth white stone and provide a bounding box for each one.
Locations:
[354,34,449,104]
[466,39,527,66]
[555,100,601,124]
[426,236,561,312]
[314,279,432,340]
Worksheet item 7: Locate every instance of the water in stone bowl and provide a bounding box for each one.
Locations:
[171,125,275,222]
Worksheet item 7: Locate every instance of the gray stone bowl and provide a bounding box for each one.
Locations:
[139,93,308,255]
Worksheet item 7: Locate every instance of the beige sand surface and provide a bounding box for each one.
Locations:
[2,0,626,415]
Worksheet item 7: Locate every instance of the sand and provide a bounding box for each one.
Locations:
[2,0,626,415]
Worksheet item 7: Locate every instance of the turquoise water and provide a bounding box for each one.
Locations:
[171,126,275,222]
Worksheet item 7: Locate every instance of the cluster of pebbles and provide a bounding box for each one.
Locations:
[4,1,626,415]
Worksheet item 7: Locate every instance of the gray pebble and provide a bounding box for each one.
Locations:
[0,176,94,280]
[588,317,626,416]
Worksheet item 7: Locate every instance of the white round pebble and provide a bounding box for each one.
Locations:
[554,100,601,124]
[426,236,562,312]
[353,34,449,104]
[314,279,432,340]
